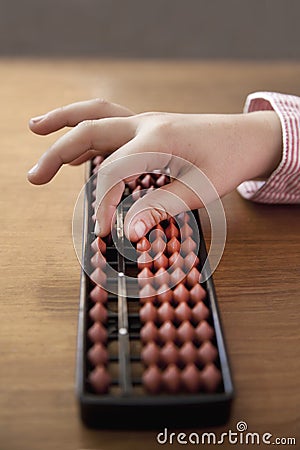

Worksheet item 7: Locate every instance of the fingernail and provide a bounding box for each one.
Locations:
[30,114,46,123]
[134,220,146,239]
[94,221,101,237]
[28,163,39,175]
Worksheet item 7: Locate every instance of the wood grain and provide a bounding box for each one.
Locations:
[0,59,299,450]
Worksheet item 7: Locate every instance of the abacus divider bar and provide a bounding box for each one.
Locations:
[117,274,129,334]
[118,326,132,393]
[116,204,132,394]
[116,205,125,274]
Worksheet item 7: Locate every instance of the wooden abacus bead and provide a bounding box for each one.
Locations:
[87,343,108,366]
[137,267,154,288]
[139,284,157,304]
[142,365,162,393]
[158,321,177,343]
[170,268,186,287]
[198,341,218,365]
[177,321,195,344]
[91,237,106,254]
[87,322,107,344]
[189,283,207,304]
[91,268,107,286]
[166,237,181,255]
[186,267,201,287]
[91,238,99,253]
[156,284,173,303]
[194,321,214,342]
[140,302,158,323]
[184,252,200,271]
[155,174,168,187]
[89,302,108,323]
[173,283,189,304]
[180,223,193,239]
[153,268,170,288]
[150,237,166,256]
[160,342,179,365]
[89,285,108,303]
[140,174,154,188]
[141,342,160,366]
[169,252,185,270]
[153,253,169,271]
[140,321,159,343]
[137,252,153,270]
[88,365,111,394]
[97,237,106,254]
[90,251,106,269]
[174,302,192,322]
[165,222,179,240]
[179,342,198,365]
[149,224,164,240]
[162,364,181,393]
[181,237,197,256]
[181,364,202,393]
[191,302,210,322]
[176,211,190,224]
[157,302,175,323]
[201,363,222,393]
[136,236,151,252]
[131,185,142,200]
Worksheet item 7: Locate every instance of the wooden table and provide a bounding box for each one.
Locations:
[0,59,299,450]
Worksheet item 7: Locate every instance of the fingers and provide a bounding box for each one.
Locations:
[94,151,219,240]
[123,180,201,241]
[123,159,222,241]
[69,149,99,166]
[95,181,125,237]
[94,148,172,237]
[29,98,134,135]
[95,152,222,241]
[27,116,136,185]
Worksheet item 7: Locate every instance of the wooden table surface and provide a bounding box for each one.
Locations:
[0,59,299,450]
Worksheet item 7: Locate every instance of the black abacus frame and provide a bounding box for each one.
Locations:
[76,161,234,429]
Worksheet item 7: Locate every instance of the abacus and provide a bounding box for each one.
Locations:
[76,157,234,429]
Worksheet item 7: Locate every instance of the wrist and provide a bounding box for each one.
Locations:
[242,111,283,180]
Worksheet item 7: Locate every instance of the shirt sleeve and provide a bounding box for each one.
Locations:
[237,91,300,203]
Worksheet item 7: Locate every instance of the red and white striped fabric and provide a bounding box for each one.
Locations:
[237,91,300,203]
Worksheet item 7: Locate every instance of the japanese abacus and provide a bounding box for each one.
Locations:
[76,158,234,429]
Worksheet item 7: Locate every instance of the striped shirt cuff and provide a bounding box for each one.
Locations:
[237,91,300,203]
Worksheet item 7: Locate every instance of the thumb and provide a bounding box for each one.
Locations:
[124,180,201,241]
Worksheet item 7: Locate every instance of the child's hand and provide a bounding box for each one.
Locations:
[28,98,282,241]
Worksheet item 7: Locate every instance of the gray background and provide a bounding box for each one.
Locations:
[0,0,299,58]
